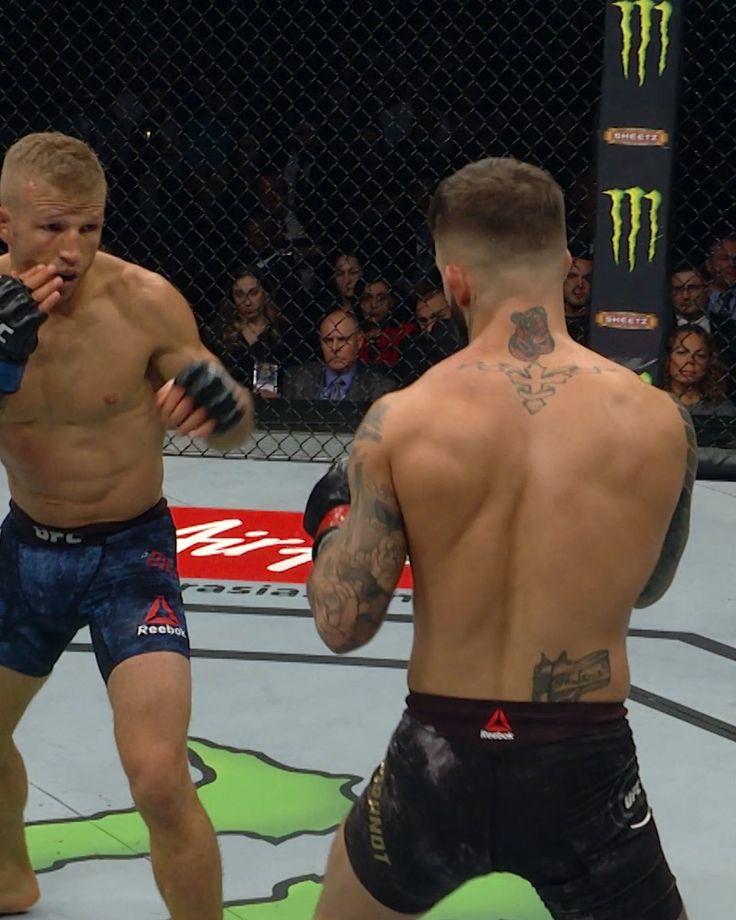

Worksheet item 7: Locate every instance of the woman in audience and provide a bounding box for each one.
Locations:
[331,251,363,311]
[664,324,736,447]
[207,267,288,395]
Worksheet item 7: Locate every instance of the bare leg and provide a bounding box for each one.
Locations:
[108,653,221,920]
[313,823,423,920]
[0,666,47,913]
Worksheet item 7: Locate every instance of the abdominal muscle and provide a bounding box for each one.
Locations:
[0,404,166,527]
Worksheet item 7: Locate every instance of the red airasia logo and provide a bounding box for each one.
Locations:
[170,507,414,588]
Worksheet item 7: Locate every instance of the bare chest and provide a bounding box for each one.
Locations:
[1,307,154,425]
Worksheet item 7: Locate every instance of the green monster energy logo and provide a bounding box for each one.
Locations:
[604,187,663,272]
[613,0,673,86]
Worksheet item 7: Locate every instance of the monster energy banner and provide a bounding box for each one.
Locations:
[589,0,686,380]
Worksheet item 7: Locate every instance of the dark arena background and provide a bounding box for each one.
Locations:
[0,5,735,920]
[1,0,733,463]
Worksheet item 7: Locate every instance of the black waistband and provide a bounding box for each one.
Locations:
[406,691,627,747]
[7,498,168,547]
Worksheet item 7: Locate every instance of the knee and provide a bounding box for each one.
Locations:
[0,742,23,776]
[124,749,195,826]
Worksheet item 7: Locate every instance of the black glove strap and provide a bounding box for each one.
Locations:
[174,362,243,434]
[0,275,47,364]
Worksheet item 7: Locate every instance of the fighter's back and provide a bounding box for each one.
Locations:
[307,157,692,920]
[390,335,687,703]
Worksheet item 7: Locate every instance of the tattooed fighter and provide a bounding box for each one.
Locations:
[303,158,694,920]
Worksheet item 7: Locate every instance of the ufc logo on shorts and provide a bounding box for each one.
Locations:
[0,322,14,344]
[33,526,82,545]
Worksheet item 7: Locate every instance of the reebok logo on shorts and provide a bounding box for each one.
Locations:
[479,708,515,741]
[137,596,187,639]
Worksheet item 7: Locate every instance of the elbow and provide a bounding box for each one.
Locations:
[320,631,358,655]
[315,616,373,655]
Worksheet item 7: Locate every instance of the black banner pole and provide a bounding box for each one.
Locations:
[589,0,687,383]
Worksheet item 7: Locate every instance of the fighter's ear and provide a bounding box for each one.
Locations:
[0,207,11,244]
[565,249,573,272]
[444,263,471,311]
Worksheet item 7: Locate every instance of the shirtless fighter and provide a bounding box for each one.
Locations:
[0,132,253,918]
[303,157,694,919]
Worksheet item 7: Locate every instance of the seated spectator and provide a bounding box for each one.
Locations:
[664,325,736,431]
[671,263,736,399]
[282,309,396,401]
[563,254,593,345]
[332,251,363,311]
[704,233,736,318]
[395,282,463,385]
[356,275,417,369]
[208,268,289,395]
[671,267,711,331]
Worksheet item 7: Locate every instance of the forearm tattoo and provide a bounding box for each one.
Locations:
[532,649,612,702]
[308,402,407,653]
[458,307,606,414]
[636,403,697,607]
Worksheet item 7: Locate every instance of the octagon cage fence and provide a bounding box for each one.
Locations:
[0,0,733,464]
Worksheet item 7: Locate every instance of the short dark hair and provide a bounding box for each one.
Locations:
[708,232,736,255]
[671,265,705,279]
[354,273,392,300]
[412,279,443,305]
[427,157,566,260]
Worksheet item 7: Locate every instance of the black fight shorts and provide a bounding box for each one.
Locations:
[344,692,683,919]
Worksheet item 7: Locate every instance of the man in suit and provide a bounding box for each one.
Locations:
[283,309,396,401]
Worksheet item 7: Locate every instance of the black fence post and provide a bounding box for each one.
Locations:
[589,0,687,383]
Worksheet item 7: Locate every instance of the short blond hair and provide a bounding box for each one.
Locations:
[0,132,107,208]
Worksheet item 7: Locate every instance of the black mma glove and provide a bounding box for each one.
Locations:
[0,275,48,394]
[303,456,351,559]
[174,361,244,434]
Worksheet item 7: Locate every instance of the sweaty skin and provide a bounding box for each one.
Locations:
[309,306,694,703]
[0,249,247,526]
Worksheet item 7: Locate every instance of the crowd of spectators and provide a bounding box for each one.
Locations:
[562,236,736,446]
[2,70,733,443]
[205,254,466,401]
[199,233,736,450]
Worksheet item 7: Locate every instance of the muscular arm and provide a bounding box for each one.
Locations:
[634,404,698,609]
[307,399,408,653]
[145,274,254,449]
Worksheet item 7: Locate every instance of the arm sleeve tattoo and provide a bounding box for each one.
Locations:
[634,404,698,609]
[307,401,408,653]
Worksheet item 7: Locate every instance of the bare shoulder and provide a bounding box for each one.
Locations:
[0,252,10,273]
[353,389,408,448]
[105,255,185,312]
[101,254,197,339]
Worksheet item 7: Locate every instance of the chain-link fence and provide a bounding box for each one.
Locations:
[668,0,736,453]
[0,1,731,459]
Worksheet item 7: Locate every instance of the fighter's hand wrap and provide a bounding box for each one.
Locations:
[173,361,244,434]
[303,456,351,560]
[0,275,48,394]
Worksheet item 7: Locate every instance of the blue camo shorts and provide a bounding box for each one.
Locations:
[0,498,190,682]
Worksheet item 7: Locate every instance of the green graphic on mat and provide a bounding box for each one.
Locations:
[26,739,353,870]
[26,737,552,920]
